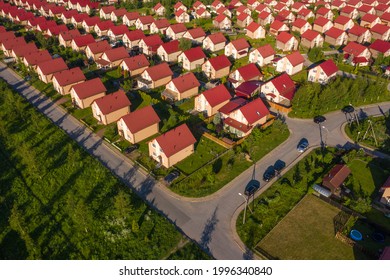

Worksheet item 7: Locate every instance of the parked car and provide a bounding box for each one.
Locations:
[297,138,309,153]
[244,180,260,196]
[164,170,180,185]
[274,160,286,173]
[263,166,276,182]
[124,144,139,154]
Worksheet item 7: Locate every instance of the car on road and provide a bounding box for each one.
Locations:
[124,144,139,154]
[297,138,309,153]
[164,170,180,185]
[244,180,260,196]
[263,166,276,182]
[313,115,326,124]
[274,160,286,173]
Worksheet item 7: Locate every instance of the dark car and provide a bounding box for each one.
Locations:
[124,144,139,154]
[244,180,260,196]
[297,138,309,153]
[313,115,326,124]
[274,160,286,173]
[164,170,180,185]
[263,166,276,182]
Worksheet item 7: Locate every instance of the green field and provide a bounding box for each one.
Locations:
[256,195,361,260]
[0,79,193,259]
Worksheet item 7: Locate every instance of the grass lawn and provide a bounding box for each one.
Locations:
[175,137,227,175]
[345,115,390,155]
[291,70,308,84]
[30,78,63,101]
[256,195,361,259]
[0,79,184,259]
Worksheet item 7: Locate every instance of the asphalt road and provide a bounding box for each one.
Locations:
[1,62,390,260]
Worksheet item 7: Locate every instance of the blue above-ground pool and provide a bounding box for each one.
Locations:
[350,229,363,241]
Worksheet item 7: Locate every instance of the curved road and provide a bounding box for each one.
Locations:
[1,62,389,260]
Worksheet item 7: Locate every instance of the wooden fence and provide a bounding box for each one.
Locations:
[268,101,292,114]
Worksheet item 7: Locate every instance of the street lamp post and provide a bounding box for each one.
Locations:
[322,125,330,147]
[238,193,248,225]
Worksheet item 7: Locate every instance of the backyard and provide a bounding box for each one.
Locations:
[256,195,362,260]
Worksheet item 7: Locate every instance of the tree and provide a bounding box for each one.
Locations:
[308,47,324,63]
[179,38,192,51]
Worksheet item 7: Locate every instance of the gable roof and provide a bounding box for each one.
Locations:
[145,63,173,81]
[175,9,186,17]
[230,38,250,51]
[206,32,226,44]
[325,27,345,38]
[301,29,322,41]
[238,98,269,125]
[159,40,180,54]
[154,124,196,157]
[95,20,115,31]
[317,59,339,76]
[202,84,232,107]
[237,12,250,21]
[185,27,206,39]
[370,39,390,53]
[181,46,206,62]
[207,55,232,71]
[169,23,187,33]
[109,24,129,36]
[121,105,160,133]
[83,16,101,27]
[73,34,95,47]
[276,31,295,43]
[99,47,127,62]
[246,22,262,33]
[24,50,52,66]
[343,41,368,56]
[323,164,351,189]
[153,18,170,29]
[86,40,111,54]
[93,89,131,115]
[235,63,262,81]
[37,57,68,75]
[348,25,369,36]
[170,72,200,93]
[142,34,164,47]
[334,15,353,25]
[285,52,305,67]
[361,13,379,23]
[121,54,150,71]
[270,20,287,30]
[269,73,296,100]
[314,16,332,27]
[53,67,86,86]
[371,23,390,35]
[124,30,145,41]
[72,78,107,99]
[214,13,228,23]
[256,44,275,58]
[138,15,155,25]
[218,97,247,115]
[293,18,309,28]
[2,37,26,50]
[12,42,38,57]
[123,11,140,21]
[59,29,81,41]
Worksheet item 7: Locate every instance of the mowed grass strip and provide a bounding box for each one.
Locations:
[256,195,359,260]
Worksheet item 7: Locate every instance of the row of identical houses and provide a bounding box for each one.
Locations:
[1,0,390,169]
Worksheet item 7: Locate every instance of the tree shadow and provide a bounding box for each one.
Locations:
[199,207,219,254]
[0,230,29,260]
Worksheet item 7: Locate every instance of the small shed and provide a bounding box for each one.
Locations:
[322,164,351,195]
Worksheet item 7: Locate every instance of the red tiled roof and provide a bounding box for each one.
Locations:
[196,7,207,16]
[334,15,352,25]
[238,98,269,125]
[214,13,227,23]
[348,25,368,36]
[95,20,115,31]
[223,117,252,133]
[211,0,223,8]
[343,41,368,56]
[159,40,180,54]
[193,1,204,8]
[207,55,231,71]
[381,12,390,22]
[123,11,140,21]
[277,31,294,44]
[258,11,271,20]
[121,54,150,71]
[371,23,390,35]
[293,18,309,29]
[341,6,356,14]
[171,72,200,93]
[301,29,321,41]
[37,20,57,32]
[256,44,275,58]
[325,27,345,39]
[246,22,261,33]
[72,13,90,23]
[174,2,185,9]
[59,29,81,41]
[73,34,95,47]
[61,9,79,19]
[124,30,145,41]
[285,52,305,67]
[87,40,111,54]
[0,32,16,44]
[269,73,295,100]
[318,59,338,76]
[375,4,389,12]
[186,27,206,39]
[121,105,160,133]
[361,13,379,23]
[236,63,261,81]
[53,67,86,86]
[237,12,250,21]
[37,57,68,75]
[93,89,131,115]
[112,8,127,17]
[323,164,351,189]
[2,37,26,50]
[138,15,155,25]
[314,16,331,27]
[202,84,231,107]
[154,2,163,11]
[72,78,107,99]
[12,42,38,58]
[207,32,226,44]
[297,8,313,17]
[175,9,186,17]
[181,46,206,62]
[145,63,173,81]
[270,20,287,31]
[218,97,247,115]
[0,26,7,33]
[109,24,129,36]
[142,34,163,47]
[230,38,250,51]
[24,50,52,66]
[101,6,115,14]
[169,23,187,33]
[317,7,331,16]
[103,46,129,62]
[154,123,196,157]
[235,81,262,98]
[370,39,390,53]
[47,24,68,36]
[153,18,170,29]
[358,4,374,13]
[83,16,101,27]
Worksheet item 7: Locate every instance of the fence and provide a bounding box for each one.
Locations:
[267,101,292,114]
[203,132,235,149]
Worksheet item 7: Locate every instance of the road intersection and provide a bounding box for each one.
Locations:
[1,62,389,260]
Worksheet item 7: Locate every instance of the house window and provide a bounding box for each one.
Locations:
[152,143,156,148]
[152,152,156,156]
